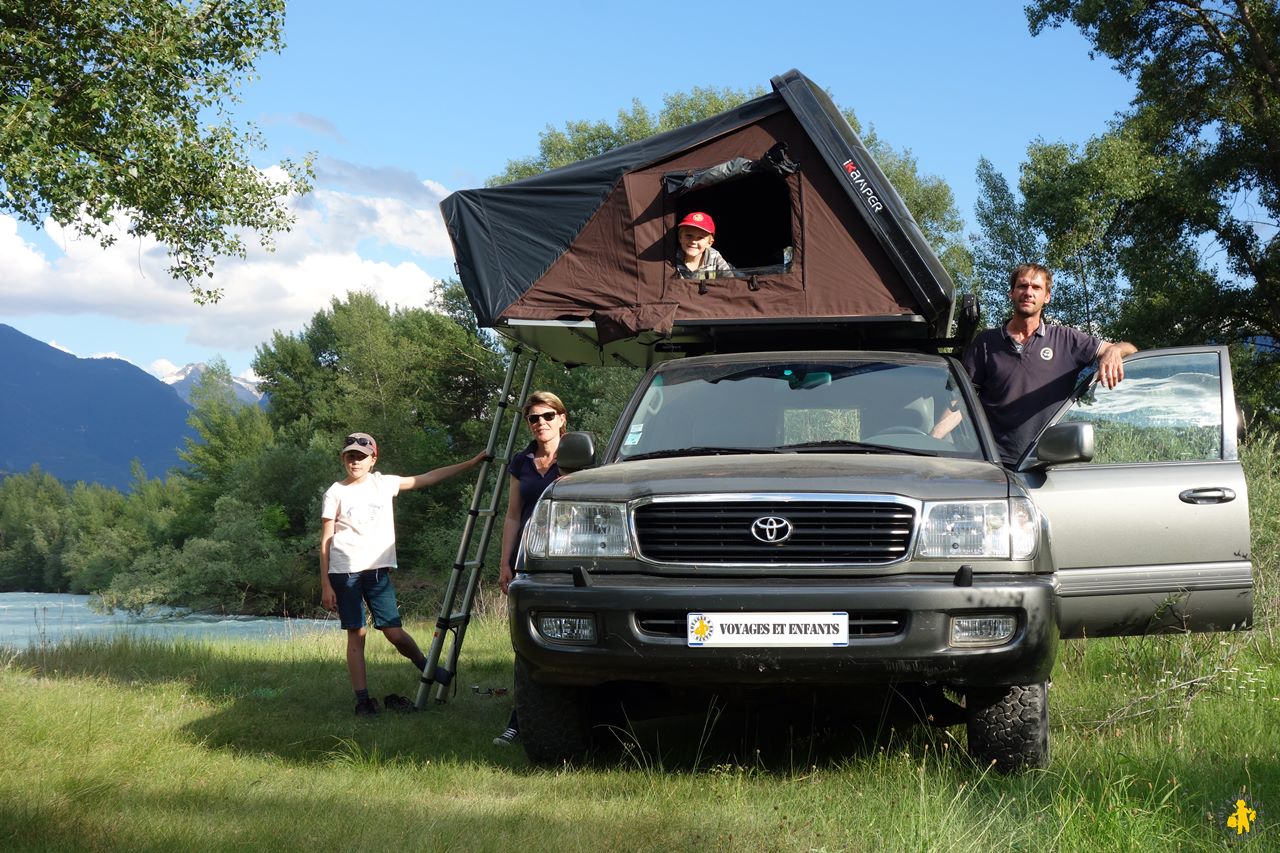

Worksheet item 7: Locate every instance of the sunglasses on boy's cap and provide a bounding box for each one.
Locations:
[340,433,377,456]
[526,411,559,424]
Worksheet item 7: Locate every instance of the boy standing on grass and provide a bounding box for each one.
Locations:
[320,432,486,715]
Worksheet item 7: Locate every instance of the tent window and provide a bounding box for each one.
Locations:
[665,143,799,278]
[673,172,793,275]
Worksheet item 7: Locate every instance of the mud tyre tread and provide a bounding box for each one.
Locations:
[514,657,591,766]
[965,681,1050,774]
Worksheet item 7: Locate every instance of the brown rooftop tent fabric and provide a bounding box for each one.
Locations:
[443,70,955,365]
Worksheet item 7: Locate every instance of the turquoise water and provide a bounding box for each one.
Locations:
[0,592,334,649]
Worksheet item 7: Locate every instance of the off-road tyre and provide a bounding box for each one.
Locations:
[965,681,1050,773]
[514,657,591,766]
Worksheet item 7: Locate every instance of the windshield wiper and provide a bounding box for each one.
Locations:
[776,440,935,457]
[622,446,783,461]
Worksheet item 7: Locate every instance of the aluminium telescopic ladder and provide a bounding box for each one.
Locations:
[414,345,539,708]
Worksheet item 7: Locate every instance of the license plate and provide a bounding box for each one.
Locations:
[687,612,849,647]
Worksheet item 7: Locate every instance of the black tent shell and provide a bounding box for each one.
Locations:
[442,69,955,367]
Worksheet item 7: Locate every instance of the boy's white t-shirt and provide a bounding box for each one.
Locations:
[322,471,401,574]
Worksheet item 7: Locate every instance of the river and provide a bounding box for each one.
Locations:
[0,592,333,649]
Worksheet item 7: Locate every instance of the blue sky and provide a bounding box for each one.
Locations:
[0,1,1134,380]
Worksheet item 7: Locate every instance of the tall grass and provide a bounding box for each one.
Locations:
[1,432,1275,851]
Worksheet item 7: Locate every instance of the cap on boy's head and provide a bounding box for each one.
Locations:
[340,432,377,457]
[678,211,715,235]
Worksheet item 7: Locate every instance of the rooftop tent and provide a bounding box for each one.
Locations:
[442,69,956,367]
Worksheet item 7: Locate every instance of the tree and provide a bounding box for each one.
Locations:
[1027,0,1280,422]
[0,467,69,591]
[178,358,275,524]
[971,157,1045,323]
[0,0,313,302]
[972,138,1142,333]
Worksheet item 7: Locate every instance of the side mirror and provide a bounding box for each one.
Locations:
[557,431,598,473]
[1025,422,1094,468]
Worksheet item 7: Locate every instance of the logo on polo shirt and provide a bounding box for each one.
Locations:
[1040,347,1054,361]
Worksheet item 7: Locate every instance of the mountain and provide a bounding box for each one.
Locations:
[0,324,196,490]
[162,362,264,407]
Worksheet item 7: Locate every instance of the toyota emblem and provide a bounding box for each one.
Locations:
[750,516,793,544]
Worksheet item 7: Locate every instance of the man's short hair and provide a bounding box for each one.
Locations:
[1009,263,1053,291]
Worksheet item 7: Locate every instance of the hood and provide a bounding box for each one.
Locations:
[548,453,1011,503]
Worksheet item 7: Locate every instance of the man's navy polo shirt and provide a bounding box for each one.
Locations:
[962,322,1102,465]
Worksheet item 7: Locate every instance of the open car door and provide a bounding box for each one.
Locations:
[1017,346,1254,638]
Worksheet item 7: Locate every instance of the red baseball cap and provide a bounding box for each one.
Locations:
[677,211,715,235]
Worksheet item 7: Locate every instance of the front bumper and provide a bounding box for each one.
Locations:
[509,572,1057,688]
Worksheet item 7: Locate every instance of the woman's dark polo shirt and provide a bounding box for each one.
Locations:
[962,322,1102,466]
[507,441,560,562]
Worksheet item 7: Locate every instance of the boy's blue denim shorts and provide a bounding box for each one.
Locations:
[330,568,403,630]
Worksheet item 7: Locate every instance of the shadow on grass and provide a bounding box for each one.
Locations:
[577,685,965,774]
[9,628,525,767]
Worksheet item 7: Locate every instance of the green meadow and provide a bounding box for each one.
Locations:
[2,435,1277,852]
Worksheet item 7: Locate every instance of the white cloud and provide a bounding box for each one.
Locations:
[47,339,75,355]
[0,175,452,354]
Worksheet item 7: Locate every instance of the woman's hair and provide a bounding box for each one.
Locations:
[523,390,568,436]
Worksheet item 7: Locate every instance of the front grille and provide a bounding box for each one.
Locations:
[633,500,915,565]
[636,610,907,639]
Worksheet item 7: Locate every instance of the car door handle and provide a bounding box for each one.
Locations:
[1179,487,1236,505]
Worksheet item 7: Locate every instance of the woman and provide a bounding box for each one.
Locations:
[494,390,566,746]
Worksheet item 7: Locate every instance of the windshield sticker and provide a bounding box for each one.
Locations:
[841,160,885,213]
[623,424,644,447]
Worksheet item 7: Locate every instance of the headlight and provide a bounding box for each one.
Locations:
[525,500,632,558]
[916,498,1038,560]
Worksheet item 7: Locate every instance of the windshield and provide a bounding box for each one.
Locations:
[616,358,984,461]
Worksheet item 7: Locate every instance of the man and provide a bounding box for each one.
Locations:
[961,263,1137,466]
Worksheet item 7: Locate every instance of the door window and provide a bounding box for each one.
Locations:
[1058,351,1223,463]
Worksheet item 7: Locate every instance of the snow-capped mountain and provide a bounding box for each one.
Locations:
[161,363,264,407]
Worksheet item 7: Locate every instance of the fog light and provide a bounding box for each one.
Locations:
[535,613,597,644]
[949,615,1017,647]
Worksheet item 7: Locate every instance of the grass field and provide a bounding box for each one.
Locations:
[3,436,1276,852]
[1,606,1275,852]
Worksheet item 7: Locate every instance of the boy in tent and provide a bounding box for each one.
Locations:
[676,211,737,278]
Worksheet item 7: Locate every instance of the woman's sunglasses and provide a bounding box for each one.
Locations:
[343,436,375,448]
[526,411,559,424]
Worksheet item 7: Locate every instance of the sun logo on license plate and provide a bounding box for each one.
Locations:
[690,615,713,642]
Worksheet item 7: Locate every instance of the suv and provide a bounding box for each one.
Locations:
[507,347,1253,771]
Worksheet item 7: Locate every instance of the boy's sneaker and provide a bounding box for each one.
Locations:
[354,696,379,716]
[383,693,416,713]
[492,726,519,747]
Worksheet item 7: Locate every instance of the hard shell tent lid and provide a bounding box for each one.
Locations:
[443,69,955,367]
